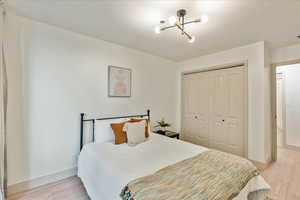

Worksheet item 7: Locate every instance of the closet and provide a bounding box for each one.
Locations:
[181,66,246,157]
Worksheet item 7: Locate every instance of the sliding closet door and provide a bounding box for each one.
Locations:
[209,66,245,156]
[181,66,246,157]
[181,73,210,146]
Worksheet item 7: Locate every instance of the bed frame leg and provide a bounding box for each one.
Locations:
[80,113,84,151]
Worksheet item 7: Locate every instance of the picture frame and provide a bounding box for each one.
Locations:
[108,66,132,97]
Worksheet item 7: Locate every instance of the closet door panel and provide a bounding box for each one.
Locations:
[182,75,198,143]
[227,119,244,156]
[224,67,245,156]
[181,76,192,142]
[210,67,245,156]
[181,73,210,146]
[213,72,228,116]
[228,69,244,118]
[193,73,210,146]
[209,70,229,151]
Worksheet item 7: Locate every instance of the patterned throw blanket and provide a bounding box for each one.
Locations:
[121,150,260,200]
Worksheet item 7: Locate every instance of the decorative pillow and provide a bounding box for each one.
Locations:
[124,120,147,146]
[129,118,150,138]
[110,122,128,144]
[94,119,125,143]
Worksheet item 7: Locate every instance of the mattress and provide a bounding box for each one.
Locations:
[78,133,270,200]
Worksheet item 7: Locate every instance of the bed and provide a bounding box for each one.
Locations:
[78,110,270,200]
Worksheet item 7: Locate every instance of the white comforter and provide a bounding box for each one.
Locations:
[78,133,270,200]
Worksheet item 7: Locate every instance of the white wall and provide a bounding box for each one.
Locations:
[272,43,300,63]
[264,44,272,163]
[6,14,178,186]
[177,42,271,163]
[6,14,26,188]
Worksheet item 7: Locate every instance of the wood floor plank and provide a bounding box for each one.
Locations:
[7,177,90,200]
[8,148,300,200]
[261,147,300,200]
[286,162,300,200]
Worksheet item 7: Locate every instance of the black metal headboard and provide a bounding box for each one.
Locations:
[80,109,150,150]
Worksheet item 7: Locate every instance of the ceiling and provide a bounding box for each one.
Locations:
[7,0,300,61]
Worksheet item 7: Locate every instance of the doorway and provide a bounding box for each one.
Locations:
[272,61,300,160]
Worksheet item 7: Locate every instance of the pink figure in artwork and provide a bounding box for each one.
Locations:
[113,69,128,96]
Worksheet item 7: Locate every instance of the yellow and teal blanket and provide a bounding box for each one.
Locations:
[121,150,259,200]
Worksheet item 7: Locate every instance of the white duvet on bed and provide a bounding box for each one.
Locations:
[78,133,270,200]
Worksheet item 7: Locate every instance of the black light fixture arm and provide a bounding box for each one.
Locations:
[175,23,193,40]
[160,24,176,31]
[160,19,201,31]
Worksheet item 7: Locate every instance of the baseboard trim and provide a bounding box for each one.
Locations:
[7,167,77,195]
[283,144,300,152]
[251,160,270,171]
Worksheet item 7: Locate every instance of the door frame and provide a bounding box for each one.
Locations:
[271,59,300,161]
[180,61,249,158]
[275,70,286,148]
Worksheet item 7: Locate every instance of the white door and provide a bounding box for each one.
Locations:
[209,67,245,156]
[182,66,245,157]
[182,73,210,146]
[282,65,300,148]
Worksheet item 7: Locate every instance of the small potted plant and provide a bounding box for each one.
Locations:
[155,118,171,135]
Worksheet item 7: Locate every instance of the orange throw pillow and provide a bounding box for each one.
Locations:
[128,118,149,138]
[111,122,127,144]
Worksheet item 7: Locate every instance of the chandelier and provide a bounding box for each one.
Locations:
[154,9,208,43]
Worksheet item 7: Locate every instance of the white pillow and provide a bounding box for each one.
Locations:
[94,119,125,143]
[123,120,147,146]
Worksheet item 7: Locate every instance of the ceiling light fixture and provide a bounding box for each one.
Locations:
[154,9,208,43]
[155,26,161,34]
[168,16,177,25]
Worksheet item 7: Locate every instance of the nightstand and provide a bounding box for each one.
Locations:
[154,130,180,139]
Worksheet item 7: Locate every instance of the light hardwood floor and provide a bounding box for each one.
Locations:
[8,147,300,200]
[261,147,300,200]
[7,177,90,200]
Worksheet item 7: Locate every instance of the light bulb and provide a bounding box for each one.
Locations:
[168,16,177,25]
[154,26,161,34]
[188,36,195,43]
[200,15,208,24]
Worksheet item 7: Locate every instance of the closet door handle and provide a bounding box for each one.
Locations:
[222,119,225,122]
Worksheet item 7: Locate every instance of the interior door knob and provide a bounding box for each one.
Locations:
[222,119,225,122]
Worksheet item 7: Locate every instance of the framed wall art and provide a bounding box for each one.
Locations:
[108,66,132,97]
